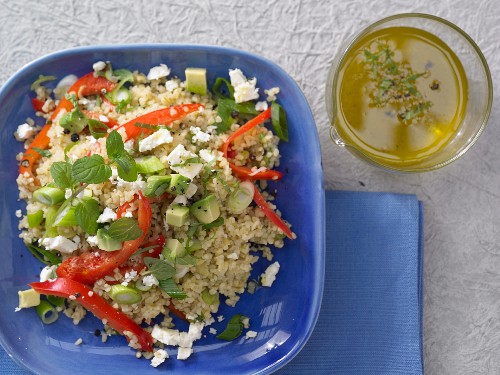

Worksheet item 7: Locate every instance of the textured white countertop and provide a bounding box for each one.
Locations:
[1,0,499,373]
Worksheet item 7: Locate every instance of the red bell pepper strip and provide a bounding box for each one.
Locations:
[221,108,282,181]
[107,235,165,285]
[252,182,294,240]
[30,278,153,352]
[19,73,116,177]
[114,104,204,141]
[31,98,46,112]
[56,192,152,284]
[168,301,187,321]
[83,110,118,128]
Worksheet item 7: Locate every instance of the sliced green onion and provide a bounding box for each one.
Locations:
[108,285,142,305]
[47,295,65,307]
[31,75,57,91]
[216,314,247,341]
[135,156,165,174]
[135,279,152,292]
[271,101,289,142]
[201,289,220,307]
[33,186,65,205]
[35,300,59,324]
[44,206,60,237]
[158,278,187,300]
[27,210,44,228]
[53,205,78,227]
[227,181,254,214]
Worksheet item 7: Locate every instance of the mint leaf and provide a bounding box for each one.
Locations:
[271,101,289,142]
[33,147,52,158]
[74,198,100,234]
[158,278,187,299]
[216,314,247,341]
[143,257,176,280]
[106,130,125,160]
[72,154,111,184]
[202,217,224,230]
[50,161,73,188]
[215,98,259,133]
[114,153,137,182]
[107,217,142,242]
[88,119,108,139]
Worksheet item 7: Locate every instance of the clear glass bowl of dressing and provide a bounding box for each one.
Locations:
[326,13,492,172]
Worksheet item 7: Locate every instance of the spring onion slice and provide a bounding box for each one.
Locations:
[27,210,44,228]
[227,181,254,214]
[135,279,152,292]
[108,285,142,305]
[158,278,187,300]
[35,300,59,324]
[216,314,247,341]
[32,186,65,205]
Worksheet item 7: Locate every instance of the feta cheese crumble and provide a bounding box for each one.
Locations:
[147,64,171,80]
[245,330,257,339]
[255,101,268,111]
[260,261,280,287]
[139,128,173,152]
[166,144,203,180]
[14,123,37,141]
[151,349,169,367]
[190,126,211,144]
[96,207,117,223]
[265,87,280,102]
[41,236,78,254]
[229,69,259,103]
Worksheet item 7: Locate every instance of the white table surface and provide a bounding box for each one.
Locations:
[1,0,499,374]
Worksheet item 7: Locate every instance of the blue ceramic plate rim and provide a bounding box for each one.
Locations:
[0,44,325,375]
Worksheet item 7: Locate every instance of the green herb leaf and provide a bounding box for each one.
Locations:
[215,98,259,133]
[271,101,289,142]
[74,198,100,234]
[113,69,134,85]
[171,157,202,167]
[202,217,224,230]
[143,257,176,280]
[65,93,79,108]
[50,161,73,189]
[72,154,111,184]
[107,217,142,242]
[88,119,108,139]
[106,130,125,160]
[212,77,234,99]
[175,254,197,266]
[33,147,52,158]
[31,75,57,91]
[114,153,137,182]
[25,244,61,266]
[158,278,187,299]
[216,314,247,341]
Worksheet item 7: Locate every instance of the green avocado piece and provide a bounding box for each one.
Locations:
[96,228,122,252]
[169,174,191,196]
[135,155,165,174]
[144,175,172,197]
[162,238,187,260]
[190,194,220,224]
[166,204,190,227]
[185,68,207,95]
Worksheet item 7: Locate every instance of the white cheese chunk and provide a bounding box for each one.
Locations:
[152,326,181,346]
[229,69,259,103]
[139,128,173,152]
[260,261,280,287]
[86,235,98,247]
[177,347,192,360]
[96,207,117,223]
[14,123,37,141]
[165,80,179,92]
[189,126,211,144]
[166,144,203,179]
[147,64,170,80]
[142,275,159,287]
[92,61,106,72]
[39,265,57,282]
[245,330,258,339]
[265,87,280,102]
[199,149,216,163]
[255,101,268,111]
[41,236,78,254]
[151,349,168,367]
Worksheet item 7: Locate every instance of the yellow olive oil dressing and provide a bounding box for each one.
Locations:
[335,26,468,166]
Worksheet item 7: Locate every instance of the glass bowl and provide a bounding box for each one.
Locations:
[326,13,493,173]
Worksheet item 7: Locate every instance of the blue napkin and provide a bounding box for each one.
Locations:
[0,190,424,375]
[277,190,424,375]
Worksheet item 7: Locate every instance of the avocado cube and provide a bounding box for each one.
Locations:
[145,175,172,197]
[162,238,186,260]
[185,68,207,95]
[18,289,40,309]
[190,194,220,224]
[169,174,191,196]
[166,204,190,227]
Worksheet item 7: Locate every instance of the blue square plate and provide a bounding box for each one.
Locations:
[0,45,324,374]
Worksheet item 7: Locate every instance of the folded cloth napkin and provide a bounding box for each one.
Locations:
[277,190,424,375]
[0,190,424,375]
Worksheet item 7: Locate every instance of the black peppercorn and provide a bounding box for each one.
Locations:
[63,128,71,134]
[71,133,79,142]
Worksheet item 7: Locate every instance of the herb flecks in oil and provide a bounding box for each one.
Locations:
[363,43,434,124]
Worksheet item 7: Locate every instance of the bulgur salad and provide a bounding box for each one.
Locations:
[14,61,295,367]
